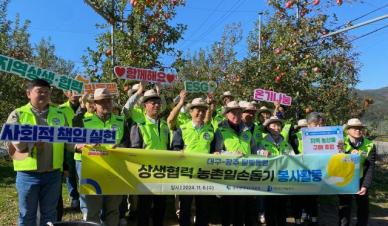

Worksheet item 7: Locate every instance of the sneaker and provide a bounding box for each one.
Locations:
[119,218,127,226]
[70,199,80,210]
[259,213,265,224]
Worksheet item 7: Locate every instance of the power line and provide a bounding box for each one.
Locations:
[349,23,388,43]
[182,0,224,43]
[179,0,246,50]
[335,3,388,30]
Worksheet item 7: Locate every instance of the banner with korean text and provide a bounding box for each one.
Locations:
[80,147,360,195]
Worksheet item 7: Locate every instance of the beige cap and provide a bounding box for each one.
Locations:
[221,91,234,99]
[94,88,112,100]
[257,106,273,114]
[240,101,257,112]
[263,116,283,128]
[344,118,365,130]
[222,101,242,115]
[186,98,209,110]
[141,89,161,103]
[296,119,308,128]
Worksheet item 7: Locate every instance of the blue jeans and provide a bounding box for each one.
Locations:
[66,151,79,201]
[16,170,61,226]
[76,160,87,216]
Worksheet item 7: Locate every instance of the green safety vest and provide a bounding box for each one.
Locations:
[211,107,224,131]
[281,122,292,142]
[260,134,292,157]
[218,124,252,156]
[180,121,214,154]
[13,103,66,171]
[252,123,264,146]
[138,117,169,150]
[296,130,304,154]
[344,136,374,178]
[73,111,97,161]
[58,101,76,127]
[83,114,125,150]
[177,112,191,128]
[131,105,145,124]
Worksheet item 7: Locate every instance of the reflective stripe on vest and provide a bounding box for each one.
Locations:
[138,117,169,150]
[13,103,66,171]
[344,136,373,178]
[260,134,291,156]
[180,121,214,154]
[83,114,125,149]
[219,126,251,156]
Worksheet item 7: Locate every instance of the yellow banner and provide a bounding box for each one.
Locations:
[80,146,360,195]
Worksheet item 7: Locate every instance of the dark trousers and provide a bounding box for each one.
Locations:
[137,195,166,226]
[179,195,209,226]
[220,196,258,226]
[264,196,287,226]
[338,194,369,226]
[65,151,79,202]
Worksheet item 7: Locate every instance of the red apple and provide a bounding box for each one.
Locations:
[274,48,282,55]
[285,0,294,8]
[337,0,343,5]
[313,67,320,73]
[275,76,281,83]
[130,0,137,7]
[280,72,286,77]
[105,48,112,56]
[313,0,320,6]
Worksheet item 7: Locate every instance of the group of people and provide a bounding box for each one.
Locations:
[5,78,376,226]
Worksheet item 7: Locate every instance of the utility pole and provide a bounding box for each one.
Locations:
[321,14,388,38]
[258,12,263,61]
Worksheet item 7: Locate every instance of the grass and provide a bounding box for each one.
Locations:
[1,157,387,225]
[0,156,83,225]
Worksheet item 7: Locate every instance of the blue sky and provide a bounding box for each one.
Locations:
[7,0,388,90]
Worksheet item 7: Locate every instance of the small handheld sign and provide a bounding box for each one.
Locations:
[301,126,344,154]
[184,81,217,93]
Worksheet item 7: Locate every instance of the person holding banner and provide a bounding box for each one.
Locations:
[74,88,129,226]
[295,112,326,226]
[213,100,257,226]
[72,93,95,220]
[59,91,81,211]
[171,97,215,226]
[130,89,171,226]
[338,118,376,226]
[5,79,70,226]
[289,118,308,225]
[257,116,294,226]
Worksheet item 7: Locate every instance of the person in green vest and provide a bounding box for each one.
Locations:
[256,106,272,127]
[171,97,214,226]
[130,89,171,226]
[212,91,234,130]
[213,101,257,226]
[338,118,376,226]
[292,112,326,226]
[257,116,294,226]
[59,90,81,210]
[5,79,70,226]
[123,82,167,124]
[71,93,95,219]
[74,88,129,225]
[240,101,264,145]
[289,118,308,225]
